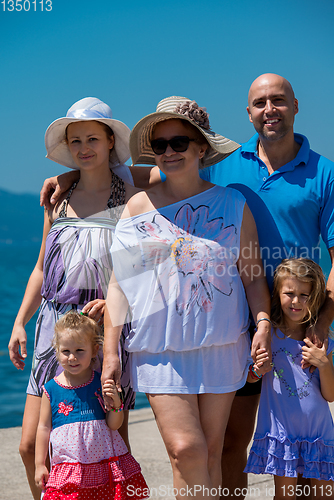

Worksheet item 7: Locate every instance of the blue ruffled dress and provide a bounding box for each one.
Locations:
[245,330,334,480]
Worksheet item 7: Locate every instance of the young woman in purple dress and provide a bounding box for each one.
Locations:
[8,97,138,500]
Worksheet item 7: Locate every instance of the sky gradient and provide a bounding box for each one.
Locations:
[1,0,334,194]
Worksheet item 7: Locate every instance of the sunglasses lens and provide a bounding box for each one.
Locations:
[170,137,190,152]
[151,139,168,155]
[151,136,191,155]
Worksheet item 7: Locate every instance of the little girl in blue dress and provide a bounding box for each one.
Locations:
[245,258,334,499]
[35,312,147,500]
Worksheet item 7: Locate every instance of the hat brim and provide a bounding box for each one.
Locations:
[130,112,240,169]
[45,116,131,169]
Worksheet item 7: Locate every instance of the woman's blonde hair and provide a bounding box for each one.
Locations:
[271,258,326,332]
[53,311,103,361]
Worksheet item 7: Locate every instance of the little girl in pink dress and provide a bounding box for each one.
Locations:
[35,312,148,500]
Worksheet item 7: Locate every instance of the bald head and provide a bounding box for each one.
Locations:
[246,73,298,143]
[248,74,295,106]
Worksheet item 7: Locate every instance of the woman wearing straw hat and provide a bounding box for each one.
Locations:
[8,97,138,500]
[102,97,272,497]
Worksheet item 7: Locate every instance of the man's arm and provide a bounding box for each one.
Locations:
[40,170,79,209]
[40,166,163,209]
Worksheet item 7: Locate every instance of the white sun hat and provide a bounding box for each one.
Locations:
[45,97,131,169]
[130,96,240,168]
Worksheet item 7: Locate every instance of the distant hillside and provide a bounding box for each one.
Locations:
[0,189,44,245]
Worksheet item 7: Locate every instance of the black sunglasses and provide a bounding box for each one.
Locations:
[150,136,195,155]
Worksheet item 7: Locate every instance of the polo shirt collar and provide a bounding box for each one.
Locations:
[241,133,310,170]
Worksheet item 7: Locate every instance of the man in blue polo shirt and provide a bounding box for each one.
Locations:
[201,73,334,498]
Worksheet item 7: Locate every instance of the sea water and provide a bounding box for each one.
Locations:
[0,244,149,428]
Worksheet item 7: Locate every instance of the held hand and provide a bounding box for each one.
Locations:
[302,338,328,370]
[251,326,272,374]
[102,379,122,409]
[254,347,270,368]
[8,325,27,370]
[302,324,327,370]
[81,299,106,325]
[251,362,267,378]
[101,355,122,410]
[35,464,49,490]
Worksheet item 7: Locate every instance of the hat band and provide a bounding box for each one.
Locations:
[66,108,111,119]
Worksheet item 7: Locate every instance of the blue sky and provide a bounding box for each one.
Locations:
[1,0,334,194]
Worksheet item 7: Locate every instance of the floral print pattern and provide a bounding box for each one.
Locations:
[135,203,237,314]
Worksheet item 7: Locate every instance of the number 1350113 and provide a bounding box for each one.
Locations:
[1,0,52,11]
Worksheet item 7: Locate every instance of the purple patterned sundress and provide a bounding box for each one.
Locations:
[27,173,135,410]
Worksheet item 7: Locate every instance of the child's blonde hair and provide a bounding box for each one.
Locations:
[271,258,326,332]
[53,311,103,361]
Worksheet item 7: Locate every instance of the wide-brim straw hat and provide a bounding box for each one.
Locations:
[45,97,131,169]
[130,96,240,168]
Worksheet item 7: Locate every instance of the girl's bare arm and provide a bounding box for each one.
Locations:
[103,380,124,430]
[35,393,52,489]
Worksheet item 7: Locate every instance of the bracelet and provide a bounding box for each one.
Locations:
[256,317,272,327]
[110,403,124,413]
[249,364,262,380]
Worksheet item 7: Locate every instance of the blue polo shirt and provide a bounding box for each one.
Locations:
[200,133,334,290]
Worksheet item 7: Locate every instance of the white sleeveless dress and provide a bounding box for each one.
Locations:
[111,185,252,394]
